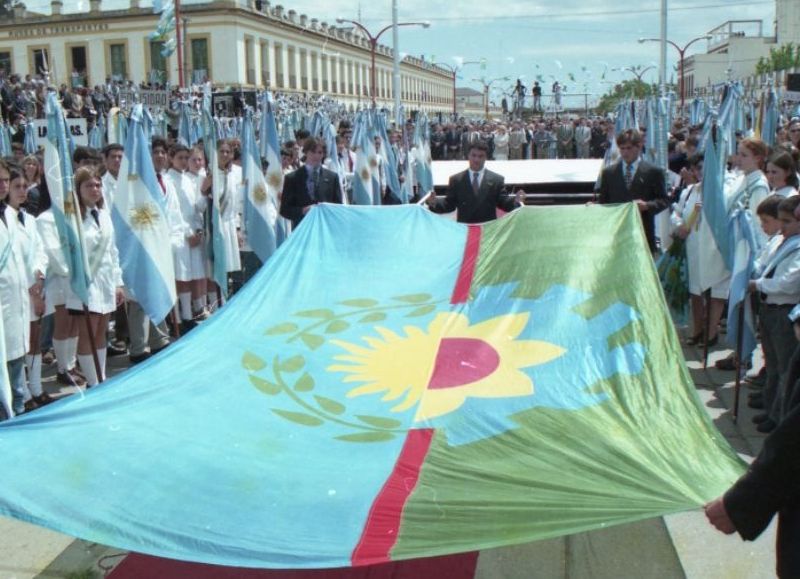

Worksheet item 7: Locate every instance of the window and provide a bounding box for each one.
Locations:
[149,41,166,85]
[0,51,11,75]
[190,38,208,83]
[110,44,127,81]
[32,48,49,76]
[70,46,87,87]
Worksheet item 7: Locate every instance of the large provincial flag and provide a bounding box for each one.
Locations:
[111,104,176,324]
[42,93,90,305]
[241,110,277,264]
[0,204,743,568]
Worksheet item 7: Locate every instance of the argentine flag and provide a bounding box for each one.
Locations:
[42,93,90,305]
[258,93,291,244]
[351,121,374,206]
[412,115,434,198]
[202,108,229,298]
[725,209,759,363]
[111,104,176,324]
[241,111,277,264]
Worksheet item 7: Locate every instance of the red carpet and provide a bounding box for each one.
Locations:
[108,552,479,579]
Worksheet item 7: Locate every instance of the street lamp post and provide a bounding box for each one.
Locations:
[434,60,481,118]
[614,65,657,83]
[639,35,711,112]
[474,76,510,120]
[336,17,429,108]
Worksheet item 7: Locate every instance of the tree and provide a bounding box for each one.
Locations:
[596,79,659,115]
[755,43,800,74]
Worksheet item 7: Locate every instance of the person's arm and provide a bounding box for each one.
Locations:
[279,173,305,222]
[644,167,669,214]
[707,401,800,540]
[597,168,610,204]
[754,251,800,296]
[428,175,458,214]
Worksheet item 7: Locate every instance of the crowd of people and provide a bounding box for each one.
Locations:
[429,118,607,161]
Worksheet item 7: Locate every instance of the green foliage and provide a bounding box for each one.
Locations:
[596,79,659,114]
[755,43,800,74]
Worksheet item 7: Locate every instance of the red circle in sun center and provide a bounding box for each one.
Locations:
[427,337,501,390]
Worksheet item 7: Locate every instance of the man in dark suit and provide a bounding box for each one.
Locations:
[279,137,343,229]
[705,330,800,577]
[597,128,669,252]
[427,140,523,223]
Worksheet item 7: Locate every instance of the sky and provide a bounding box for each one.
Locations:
[22,0,777,105]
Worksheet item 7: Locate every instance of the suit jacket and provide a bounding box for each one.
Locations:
[279,164,343,229]
[430,168,517,224]
[597,159,669,252]
[724,360,800,578]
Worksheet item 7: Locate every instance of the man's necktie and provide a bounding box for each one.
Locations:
[157,173,166,194]
[90,208,100,226]
[625,163,633,189]
[17,211,24,226]
[472,171,480,193]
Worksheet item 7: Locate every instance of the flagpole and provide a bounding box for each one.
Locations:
[659,0,667,96]
[732,299,746,423]
[392,0,401,127]
[175,0,184,89]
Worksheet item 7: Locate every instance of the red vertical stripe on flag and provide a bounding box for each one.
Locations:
[450,225,482,305]
[350,428,435,566]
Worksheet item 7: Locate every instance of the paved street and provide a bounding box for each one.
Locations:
[0,328,779,579]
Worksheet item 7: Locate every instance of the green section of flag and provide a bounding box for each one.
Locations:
[392,204,744,559]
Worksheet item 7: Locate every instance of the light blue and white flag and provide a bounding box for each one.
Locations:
[375,113,402,202]
[111,104,176,324]
[241,111,277,264]
[760,87,779,146]
[412,114,434,198]
[258,93,290,245]
[701,126,733,271]
[0,122,11,157]
[107,109,127,145]
[351,117,374,206]
[202,107,229,298]
[23,121,37,155]
[177,102,192,147]
[42,93,90,305]
[725,208,759,361]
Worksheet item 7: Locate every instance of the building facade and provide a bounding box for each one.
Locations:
[0,0,454,114]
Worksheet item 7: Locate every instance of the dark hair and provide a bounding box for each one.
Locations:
[767,150,799,189]
[74,166,104,219]
[169,143,190,157]
[757,194,783,218]
[280,148,293,158]
[102,143,124,158]
[302,137,324,154]
[151,136,168,153]
[295,129,311,141]
[616,129,643,147]
[686,153,704,168]
[777,195,800,216]
[73,145,100,166]
[467,140,489,154]
[739,138,769,170]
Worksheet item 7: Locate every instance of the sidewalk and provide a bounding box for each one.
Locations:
[0,333,779,579]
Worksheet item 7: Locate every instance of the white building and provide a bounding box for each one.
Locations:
[0,0,454,114]
[683,0,800,99]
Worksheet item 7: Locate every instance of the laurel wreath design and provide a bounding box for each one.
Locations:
[243,293,444,442]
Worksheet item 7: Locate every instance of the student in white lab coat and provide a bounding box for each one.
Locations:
[65,167,124,386]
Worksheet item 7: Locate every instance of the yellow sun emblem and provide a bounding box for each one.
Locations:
[328,312,565,422]
[63,196,76,216]
[267,171,283,190]
[252,183,268,204]
[369,157,378,169]
[130,203,160,229]
[360,168,371,181]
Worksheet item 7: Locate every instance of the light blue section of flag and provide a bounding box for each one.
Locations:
[177,102,193,147]
[24,121,37,154]
[241,111,277,264]
[725,209,759,359]
[0,205,467,568]
[412,114,434,197]
[0,122,11,157]
[701,129,733,271]
[202,107,229,297]
[111,104,176,324]
[352,116,374,206]
[761,88,778,146]
[43,93,90,305]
